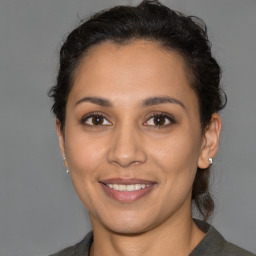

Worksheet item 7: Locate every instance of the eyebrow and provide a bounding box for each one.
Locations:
[75,96,185,109]
[75,97,113,107]
[141,96,185,109]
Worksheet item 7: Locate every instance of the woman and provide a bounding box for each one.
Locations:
[48,0,255,255]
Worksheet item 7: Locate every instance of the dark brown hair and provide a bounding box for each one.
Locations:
[48,0,227,220]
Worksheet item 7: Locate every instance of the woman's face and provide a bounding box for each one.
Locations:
[58,40,209,234]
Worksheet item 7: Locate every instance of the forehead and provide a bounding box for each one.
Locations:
[69,40,198,109]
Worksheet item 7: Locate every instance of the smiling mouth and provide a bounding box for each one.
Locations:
[100,179,156,202]
[106,183,151,192]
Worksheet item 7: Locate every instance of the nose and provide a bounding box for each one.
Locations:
[107,124,147,168]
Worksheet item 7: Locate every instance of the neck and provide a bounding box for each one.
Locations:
[90,212,205,256]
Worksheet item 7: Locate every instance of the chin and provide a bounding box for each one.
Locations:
[107,221,152,235]
[95,210,161,235]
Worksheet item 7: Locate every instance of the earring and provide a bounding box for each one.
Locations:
[209,158,213,165]
[63,157,69,174]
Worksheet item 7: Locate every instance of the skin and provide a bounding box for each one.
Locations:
[57,40,222,256]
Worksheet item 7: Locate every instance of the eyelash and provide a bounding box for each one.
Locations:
[81,112,111,127]
[144,113,176,128]
[80,112,176,128]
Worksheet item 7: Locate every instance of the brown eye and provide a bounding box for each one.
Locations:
[153,116,166,125]
[91,115,104,125]
[83,114,112,126]
[144,114,174,127]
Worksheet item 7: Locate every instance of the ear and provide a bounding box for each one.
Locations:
[56,119,68,168]
[198,113,222,169]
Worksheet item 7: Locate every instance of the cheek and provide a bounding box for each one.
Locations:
[147,130,201,210]
[148,128,202,174]
[64,130,108,209]
[64,128,107,177]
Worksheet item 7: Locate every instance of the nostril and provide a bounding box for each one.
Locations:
[106,129,147,166]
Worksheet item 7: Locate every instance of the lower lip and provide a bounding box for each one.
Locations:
[100,183,155,203]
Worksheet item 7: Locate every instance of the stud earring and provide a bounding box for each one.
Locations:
[63,157,69,174]
[209,158,213,165]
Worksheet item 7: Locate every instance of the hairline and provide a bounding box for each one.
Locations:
[61,38,200,132]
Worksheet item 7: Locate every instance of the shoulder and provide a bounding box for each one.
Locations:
[49,231,93,256]
[190,219,255,256]
[222,241,255,256]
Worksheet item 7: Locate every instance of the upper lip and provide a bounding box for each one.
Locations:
[100,178,156,185]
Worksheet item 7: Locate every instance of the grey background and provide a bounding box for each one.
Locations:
[0,0,255,255]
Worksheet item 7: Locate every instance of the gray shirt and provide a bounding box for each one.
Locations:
[49,219,255,256]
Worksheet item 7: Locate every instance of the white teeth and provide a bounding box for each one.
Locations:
[135,184,140,190]
[119,185,126,191]
[127,184,135,191]
[106,184,150,191]
[113,184,119,190]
